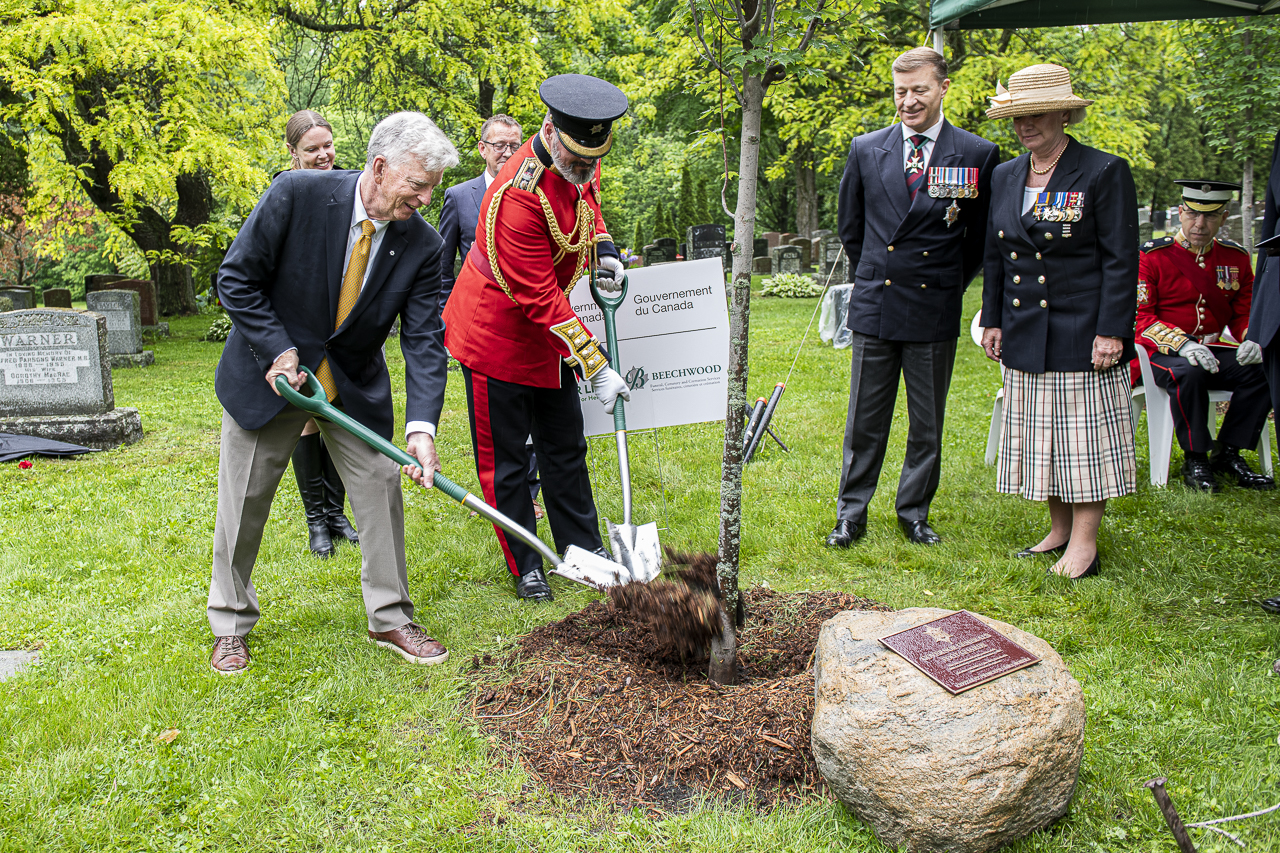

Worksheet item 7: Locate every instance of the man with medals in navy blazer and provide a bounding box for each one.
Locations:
[1136,180,1274,494]
[826,47,999,548]
[206,112,459,674]
[1249,129,1280,618]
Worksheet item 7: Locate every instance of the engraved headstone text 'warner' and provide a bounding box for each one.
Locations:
[0,310,113,416]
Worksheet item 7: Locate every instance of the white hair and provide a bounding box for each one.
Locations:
[366,112,460,172]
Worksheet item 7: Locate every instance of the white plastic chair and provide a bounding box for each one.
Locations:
[1133,345,1273,486]
[970,311,1004,466]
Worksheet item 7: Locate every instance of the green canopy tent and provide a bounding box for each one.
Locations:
[930,0,1280,29]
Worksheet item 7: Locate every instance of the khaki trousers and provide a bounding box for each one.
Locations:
[206,405,414,637]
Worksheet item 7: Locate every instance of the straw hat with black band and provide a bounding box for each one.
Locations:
[986,64,1093,121]
[539,74,628,159]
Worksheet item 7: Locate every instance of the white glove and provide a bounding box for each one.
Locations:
[1179,341,1220,373]
[589,366,631,413]
[595,255,626,293]
[1237,339,1263,366]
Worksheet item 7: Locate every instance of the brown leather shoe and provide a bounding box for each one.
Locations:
[368,623,449,665]
[210,635,250,674]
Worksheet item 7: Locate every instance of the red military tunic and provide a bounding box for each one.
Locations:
[443,132,615,387]
[1132,232,1253,384]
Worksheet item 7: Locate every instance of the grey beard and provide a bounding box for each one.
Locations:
[549,144,595,185]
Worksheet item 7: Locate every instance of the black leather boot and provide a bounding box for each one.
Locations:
[293,433,334,557]
[320,440,359,545]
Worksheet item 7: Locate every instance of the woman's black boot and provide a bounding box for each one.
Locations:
[320,440,359,546]
[293,433,335,557]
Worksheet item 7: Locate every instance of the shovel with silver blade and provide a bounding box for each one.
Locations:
[590,268,663,584]
[274,370,626,589]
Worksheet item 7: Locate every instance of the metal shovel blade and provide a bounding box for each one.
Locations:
[607,520,663,584]
[551,544,627,589]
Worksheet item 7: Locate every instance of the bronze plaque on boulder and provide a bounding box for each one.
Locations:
[879,610,1040,694]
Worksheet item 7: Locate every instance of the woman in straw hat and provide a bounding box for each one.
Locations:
[978,64,1139,580]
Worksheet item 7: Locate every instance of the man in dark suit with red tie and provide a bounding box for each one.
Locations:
[827,47,999,548]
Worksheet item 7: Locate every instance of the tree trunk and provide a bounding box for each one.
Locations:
[1243,156,1255,253]
[710,72,765,686]
[795,144,817,238]
[479,78,496,120]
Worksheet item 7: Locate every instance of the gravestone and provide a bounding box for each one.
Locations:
[780,232,799,245]
[820,236,848,281]
[644,242,677,266]
[752,256,772,275]
[85,290,153,368]
[753,238,769,258]
[763,231,782,251]
[108,279,158,326]
[678,242,687,259]
[1137,208,1150,226]
[770,246,802,275]
[0,309,143,448]
[786,236,811,269]
[812,608,1084,853]
[812,228,834,240]
[0,297,11,313]
[43,288,73,309]
[0,288,33,310]
[84,274,127,292]
[686,224,726,261]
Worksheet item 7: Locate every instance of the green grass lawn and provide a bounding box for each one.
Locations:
[2,285,1278,852]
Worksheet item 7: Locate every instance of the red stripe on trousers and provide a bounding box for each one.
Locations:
[1152,361,1202,452]
[471,372,520,575]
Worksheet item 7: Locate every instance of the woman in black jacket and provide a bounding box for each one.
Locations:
[979,65,1138,580]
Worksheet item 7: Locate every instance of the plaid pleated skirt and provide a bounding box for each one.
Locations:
[997,366,1137,502]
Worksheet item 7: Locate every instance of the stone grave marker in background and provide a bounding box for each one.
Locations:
[85,290,153,368]
[812,228,833,240]
[821,236,848,281]
[96,278,167,336]
[0,297,11,313]
[0,309,143,448]
[780,232,799,246]
[752,256,773,275]
[753,238,769,258]
[644,241,678,266]
[84,274,128,292]
[786,236,811,269]
[43,288,73,309]
[771,245,802,275]
[762,232,782,251]
[686,224,726,261]
[0,288,33,310]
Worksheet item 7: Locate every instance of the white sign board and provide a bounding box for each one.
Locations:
[570,257,729,436]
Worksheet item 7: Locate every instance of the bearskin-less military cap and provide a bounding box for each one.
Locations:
[1175,179,1240,214]
[539,74,628,159]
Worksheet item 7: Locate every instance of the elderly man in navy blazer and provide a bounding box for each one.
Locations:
[827,47,999,548]
[207,112,459,674]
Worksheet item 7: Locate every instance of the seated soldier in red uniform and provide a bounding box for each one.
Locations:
[1136,179,1274,492]
[443,74,631,602]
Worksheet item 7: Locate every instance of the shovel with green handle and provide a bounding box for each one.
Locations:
[273,368,627,589]
[589,267,663,584]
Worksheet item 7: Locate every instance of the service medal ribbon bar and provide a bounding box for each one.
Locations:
[927,167,979,199]
[1216,266,1241,291]
[1033,191,1084,223]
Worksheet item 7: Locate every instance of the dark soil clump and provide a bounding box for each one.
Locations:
[468,581,890,812]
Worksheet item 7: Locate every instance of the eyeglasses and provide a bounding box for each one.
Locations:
[481,141,520,154]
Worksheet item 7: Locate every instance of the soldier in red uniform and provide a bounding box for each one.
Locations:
[1136,180,1274,492]
[443,75,631,601]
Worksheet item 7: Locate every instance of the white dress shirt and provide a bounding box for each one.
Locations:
[901,114,946,173]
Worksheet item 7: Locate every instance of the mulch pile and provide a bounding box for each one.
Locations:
[467,559,890,812]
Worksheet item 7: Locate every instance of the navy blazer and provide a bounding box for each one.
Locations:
[980,138,1138,374]
[838,120,1000,342]
[215,169,448,440]
[1250,131,1280,349]
[437,173,488,304]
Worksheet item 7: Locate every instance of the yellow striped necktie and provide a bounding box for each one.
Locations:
[314,219,376,401]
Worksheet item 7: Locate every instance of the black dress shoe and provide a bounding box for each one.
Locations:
[1181,456,1222,493]
[1211,448,1276,491]
[1261,596,1280,615]
[1048,553,1100,580]
[899,519,941,545]
[1016,541,1068,558]
[516,567,554,602]
[824,519,865,548]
